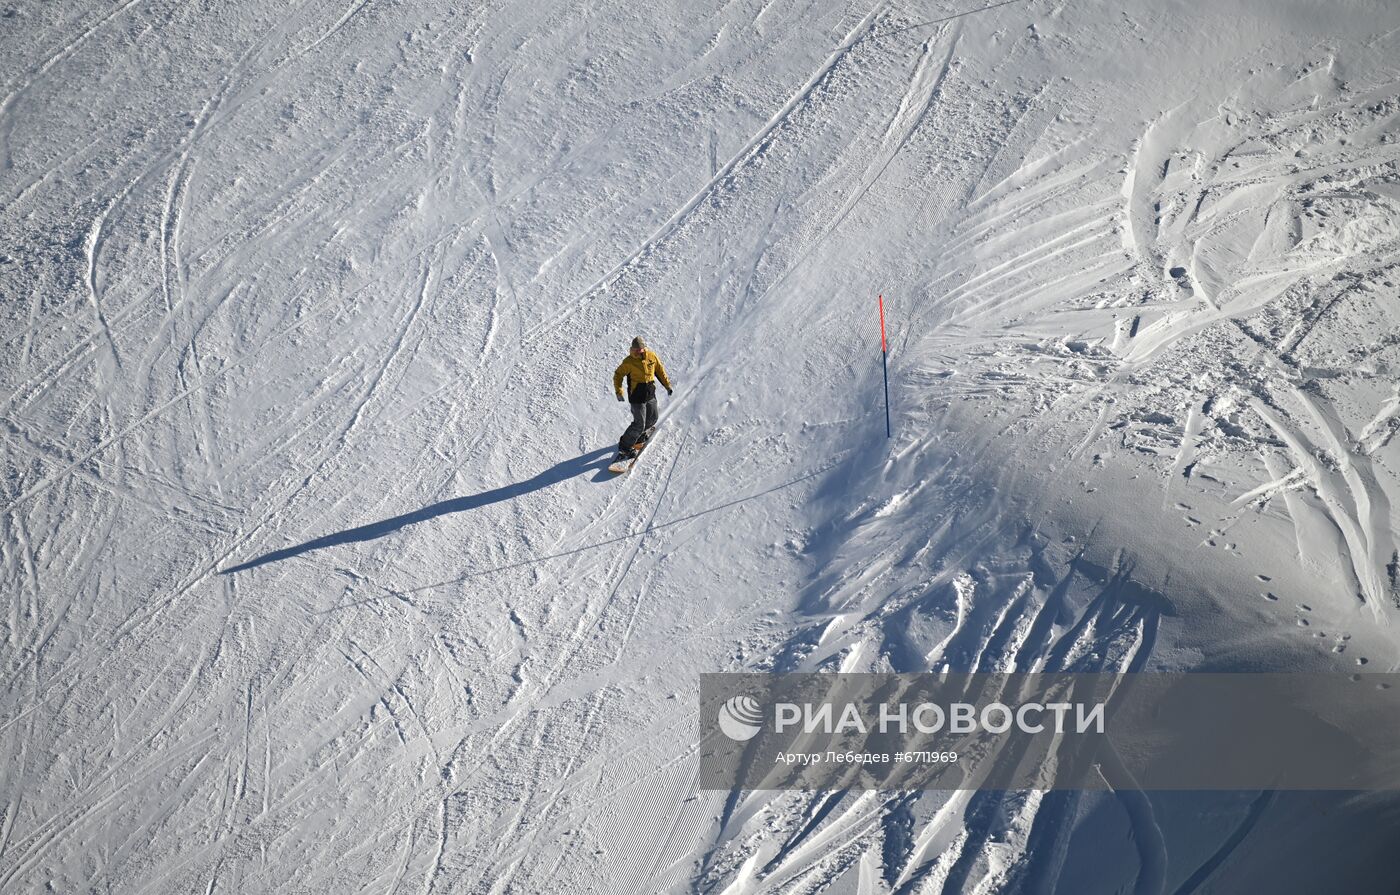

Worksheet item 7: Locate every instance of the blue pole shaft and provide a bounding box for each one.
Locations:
[878,295,891,439]
[882,347,891,438]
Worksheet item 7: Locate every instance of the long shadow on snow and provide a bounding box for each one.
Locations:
[221,447,616,573]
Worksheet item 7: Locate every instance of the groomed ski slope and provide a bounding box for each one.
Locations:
[4,0,1400,891]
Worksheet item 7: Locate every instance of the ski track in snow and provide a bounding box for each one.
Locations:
[3,1,1400,893]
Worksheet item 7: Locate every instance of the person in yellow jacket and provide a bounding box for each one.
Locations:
[613,336,673,458]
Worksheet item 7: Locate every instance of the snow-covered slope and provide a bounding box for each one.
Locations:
[4,0,1400,891]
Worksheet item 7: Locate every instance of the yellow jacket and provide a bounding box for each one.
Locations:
[614,349,672,400]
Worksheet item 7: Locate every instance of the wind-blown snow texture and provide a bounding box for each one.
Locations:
[4,0,1400,891]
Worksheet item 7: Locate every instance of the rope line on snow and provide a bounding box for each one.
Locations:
[864,0,1034,44]
[387,449,856,596]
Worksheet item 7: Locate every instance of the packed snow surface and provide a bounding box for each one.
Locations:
[4,0,1400,891]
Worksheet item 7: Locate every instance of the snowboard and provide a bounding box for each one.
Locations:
[608,428,655,475]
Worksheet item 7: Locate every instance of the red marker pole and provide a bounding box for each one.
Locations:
[879,295,891,438]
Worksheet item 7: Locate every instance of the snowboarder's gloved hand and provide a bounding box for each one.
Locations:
[616,393,624,401]
[666,387,673,396]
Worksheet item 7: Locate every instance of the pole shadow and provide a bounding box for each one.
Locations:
[222,446,615,574]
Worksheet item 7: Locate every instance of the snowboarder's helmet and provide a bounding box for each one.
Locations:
[631,336,647,353]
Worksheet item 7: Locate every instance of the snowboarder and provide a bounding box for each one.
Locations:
[612,336,673,460]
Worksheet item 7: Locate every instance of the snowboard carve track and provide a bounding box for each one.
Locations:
[0,0,149,171]
[697,468,1166,891]
[1250,397,1390,621]
[519,0,892,345]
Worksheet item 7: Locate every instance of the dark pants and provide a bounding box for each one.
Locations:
[620,398,658,452]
